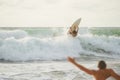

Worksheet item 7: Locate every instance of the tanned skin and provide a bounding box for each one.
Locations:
[67,57,120,80]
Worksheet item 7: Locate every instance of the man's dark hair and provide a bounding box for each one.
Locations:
[98,60,106,69]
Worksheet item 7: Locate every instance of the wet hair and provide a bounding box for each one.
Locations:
[98,60,106,69]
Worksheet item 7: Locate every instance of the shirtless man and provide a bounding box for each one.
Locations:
[67,57,120,80]
[68,26,79,37]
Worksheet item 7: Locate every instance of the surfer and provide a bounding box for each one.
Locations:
[67,57,120,80]
[68,26,79,37]
[67,18,81,37]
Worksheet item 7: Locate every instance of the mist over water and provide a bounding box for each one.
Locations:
[0,27,120,61]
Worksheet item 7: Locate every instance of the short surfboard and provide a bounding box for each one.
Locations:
[70,18,81,31]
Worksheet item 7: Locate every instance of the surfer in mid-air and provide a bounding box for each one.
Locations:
[67,57,120,80]
[68,18,81,37]
[68,26,79,37]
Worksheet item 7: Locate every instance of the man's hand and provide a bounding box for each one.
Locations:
[67,57,76,63]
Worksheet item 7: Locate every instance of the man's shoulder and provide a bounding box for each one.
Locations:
[92,69,113,72]
[106,68,113,71]
[104,68,114,74]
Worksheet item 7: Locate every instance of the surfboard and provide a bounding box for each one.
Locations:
[70,18,81,31]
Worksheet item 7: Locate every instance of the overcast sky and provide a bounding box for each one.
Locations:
[0,0,120,27]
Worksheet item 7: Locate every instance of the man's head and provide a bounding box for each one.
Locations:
[98,60,107,69]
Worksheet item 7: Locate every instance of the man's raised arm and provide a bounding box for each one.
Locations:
[67,57,94,75]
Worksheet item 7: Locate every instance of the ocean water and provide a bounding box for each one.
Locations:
[0,27,120,80]
[0,27,120,61]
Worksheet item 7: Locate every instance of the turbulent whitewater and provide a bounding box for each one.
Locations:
[0,27,120,61]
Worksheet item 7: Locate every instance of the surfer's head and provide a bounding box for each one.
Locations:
[98,60,106,69]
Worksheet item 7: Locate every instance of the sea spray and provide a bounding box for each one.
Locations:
[0,27,120,61]
[0,30,28,39]
[0,35,82,61]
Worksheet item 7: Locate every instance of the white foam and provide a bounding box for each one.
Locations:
[0,35,83,61]
[0,30,120,61]
[79,34,120,57]
[0,30,28,39]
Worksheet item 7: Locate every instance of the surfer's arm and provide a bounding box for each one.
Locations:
[67,57,93,75]
[110,69,120,79]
